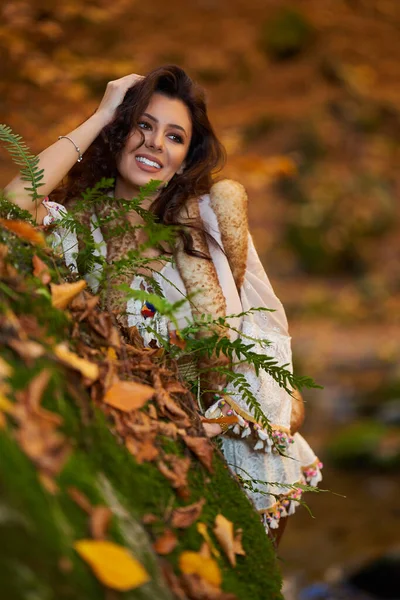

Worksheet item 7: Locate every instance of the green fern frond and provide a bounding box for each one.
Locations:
[0,124,44,202]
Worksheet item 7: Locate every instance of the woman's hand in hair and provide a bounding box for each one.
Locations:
[96,73,145,124]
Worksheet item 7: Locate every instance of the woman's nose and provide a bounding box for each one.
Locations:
[146,130,163,152]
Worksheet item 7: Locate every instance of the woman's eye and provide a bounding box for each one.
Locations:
[169,133,184,144]
[138,121,151,130]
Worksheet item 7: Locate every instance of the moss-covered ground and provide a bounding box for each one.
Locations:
[0,219,283,600]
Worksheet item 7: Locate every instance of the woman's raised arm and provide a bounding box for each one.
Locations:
[4,73,143,222]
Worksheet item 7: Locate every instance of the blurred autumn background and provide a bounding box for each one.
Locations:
[1,0,400,596]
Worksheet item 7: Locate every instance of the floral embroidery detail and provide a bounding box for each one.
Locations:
[205,395,294,454]
[302,459,324,486]
[141,301,157,319]
[261,486,304,530]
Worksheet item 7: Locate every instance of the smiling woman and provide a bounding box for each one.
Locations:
[4,65,322,547]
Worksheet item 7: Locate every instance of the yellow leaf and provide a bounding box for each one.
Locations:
[51,280,87,309]
[74,539,150,591]
[0,393,14,414]
[0,357,13,379]
[54,344,99,382]
[197,522,220,559]
[179,551,221,587]
[104,379,154,412]
[0,219,46,247]
[213,514,236,566]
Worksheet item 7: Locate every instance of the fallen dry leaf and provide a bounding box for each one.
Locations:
[158,455,191,496]
[152,371,191,428]
[126,436,159,464]
[51,280,87,309]
[168,330,186,349]
[142,513,158,525]
[104,379,154,412]
[213,514,240,567]
[182,436,214,473]
[74,539,149,591]
[179,551,221,587]
[54,343,99,382]
[161,562,187,600]
[171,498,205,529]
[0,218,46,246]
[32,254,51,284]
[8,338,45,361]
[153,529,178,555]
[68,486,93,514]
[197,522,220,559]
[181,573,238,600]
[90,506,112,540]
[233,529,245,557]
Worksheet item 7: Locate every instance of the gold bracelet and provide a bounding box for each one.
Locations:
[220,422,230,434]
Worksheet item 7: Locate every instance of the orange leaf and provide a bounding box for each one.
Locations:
[54,343,99,382]
[169,330,186,349]
[171,498,205,529]
[90,506,112,540]
[104,379,154,412]
[32,255,51,284]
[0,219,46,246]
[233,529,246,557]
[153,529,178,555]
[51,280,87,309]
[179,551,221,587]
[182,436,214,472]
[213,514,237,567]
[74,539,149,591]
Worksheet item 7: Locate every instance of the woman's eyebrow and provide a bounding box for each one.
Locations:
[143,112,187,134]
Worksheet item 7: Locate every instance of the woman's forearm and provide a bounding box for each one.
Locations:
[4,110,109,215]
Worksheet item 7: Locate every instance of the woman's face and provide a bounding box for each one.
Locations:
[116,92,193,193]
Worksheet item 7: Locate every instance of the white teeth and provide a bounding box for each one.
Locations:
[136,156,161,168]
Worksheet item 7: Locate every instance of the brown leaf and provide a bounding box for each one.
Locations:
[233,529,246,557]
[54,343,99,382]
[161,562,187,600]
[25,369,62,425]
[168,329,186,349]
[32,254,51,284]
[158,455,191,495]
[182,436,214,473]
[152,371,190,427]
[0,244,18,278]
[51,280,87,309]
[213,514,236,567]
[0,219,46,246]
[90,506,112,540]
[171,498,205,529]
[153,529,178,555]
[8,338,45,361]
[68,486,93,514]
[164,381,188,394]
[142,513,158,525]
[126,436,159,464]
[104,379,154,412]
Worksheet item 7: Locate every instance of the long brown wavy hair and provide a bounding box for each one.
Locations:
[52,65,226,256]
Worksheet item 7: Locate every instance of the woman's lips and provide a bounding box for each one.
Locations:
[135,160,163,173]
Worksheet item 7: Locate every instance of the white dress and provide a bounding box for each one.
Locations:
[43,194,323,531]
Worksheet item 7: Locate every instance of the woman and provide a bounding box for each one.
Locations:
[5,65,322,545]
